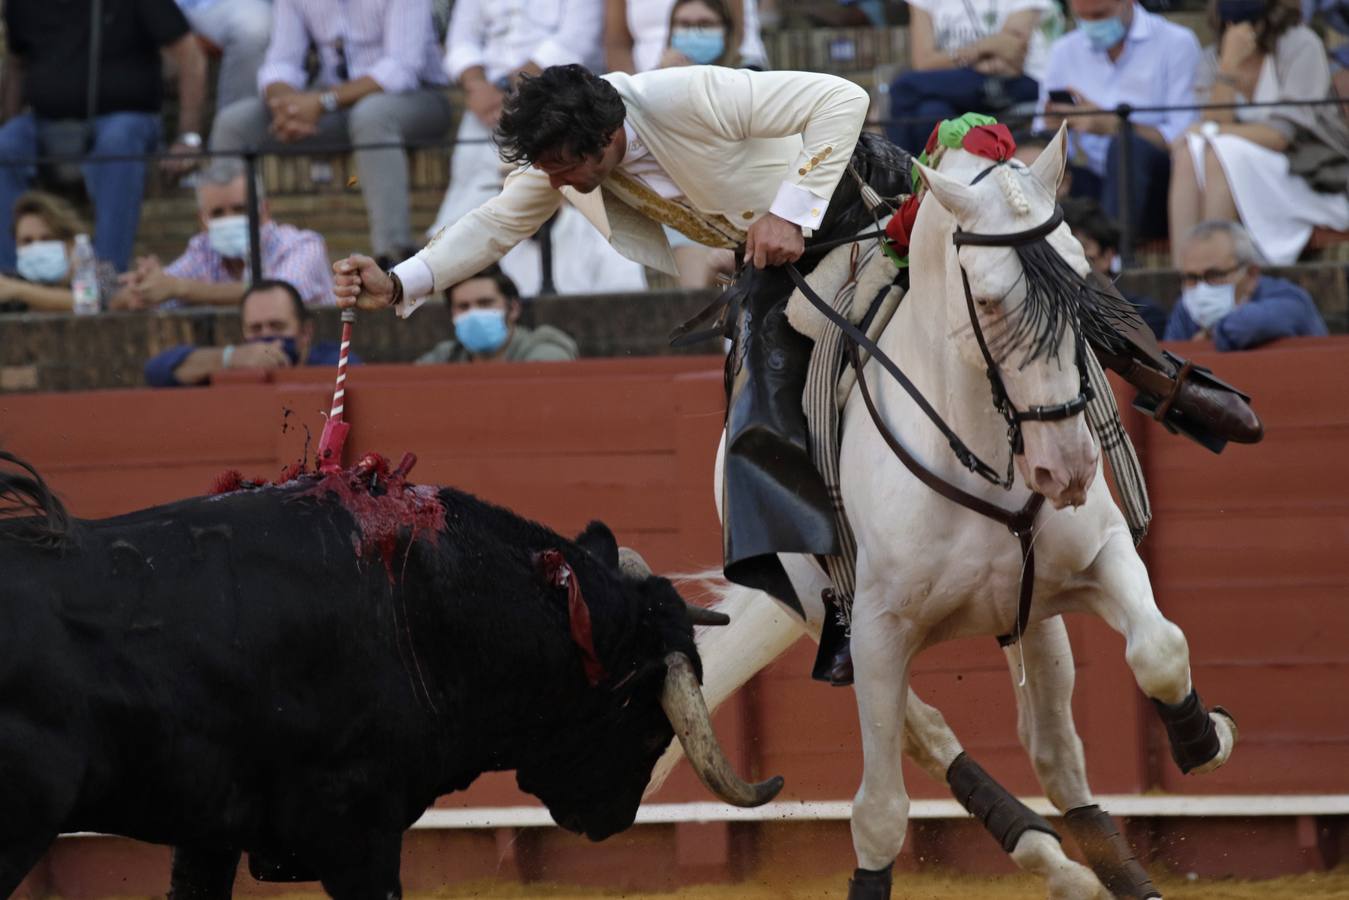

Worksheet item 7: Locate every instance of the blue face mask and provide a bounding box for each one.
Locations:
[454,308,510,355]
[16,240,70,283]
[1079,14,1128,52]
[670,27,726,65]
[208,214,250,259]
[248,335,301,364]
[1218,0,1265,24]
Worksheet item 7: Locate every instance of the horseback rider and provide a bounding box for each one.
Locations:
[333,64,1262,685]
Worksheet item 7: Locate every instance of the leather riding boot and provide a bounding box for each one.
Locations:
[847,864,893,900]
[722,266,839,601]
[813,592,854,686]
[1086,274,1263,453]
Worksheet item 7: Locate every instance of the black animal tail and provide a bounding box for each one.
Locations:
[0,449,72,551]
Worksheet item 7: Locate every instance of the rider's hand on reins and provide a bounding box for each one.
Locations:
[745,213,805,269]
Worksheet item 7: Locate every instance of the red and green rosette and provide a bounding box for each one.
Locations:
[884,112,1019,266]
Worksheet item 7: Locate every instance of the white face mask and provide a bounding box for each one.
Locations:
[207,214,250,259]
[1181,281,1237,329]
[16,240,70,283]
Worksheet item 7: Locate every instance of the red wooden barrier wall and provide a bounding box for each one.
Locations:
[1,338,1346,894]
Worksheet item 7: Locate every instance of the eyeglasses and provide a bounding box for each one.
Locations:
[1180,263,1242,287]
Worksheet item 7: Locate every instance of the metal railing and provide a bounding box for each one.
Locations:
[871,94,1349,268]
[2,92,1345,298]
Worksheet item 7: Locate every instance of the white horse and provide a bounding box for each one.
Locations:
[650,128,1237,900]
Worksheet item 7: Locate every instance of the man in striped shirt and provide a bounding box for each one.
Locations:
[210,0,453,267]
[115,159,334,309]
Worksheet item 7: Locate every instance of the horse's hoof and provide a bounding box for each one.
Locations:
[1191,707,1238,775]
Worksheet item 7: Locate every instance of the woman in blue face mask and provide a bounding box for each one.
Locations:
[0,191,120,313]
[660,0,737,68]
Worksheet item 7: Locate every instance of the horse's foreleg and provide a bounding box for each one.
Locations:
[1009,615,1156,899]
[846,588,917,899]
[1085,533,1237,776]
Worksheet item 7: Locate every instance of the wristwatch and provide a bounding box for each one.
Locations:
[178,131,202,148]
[320,90,340,113]
[1201,121,1220,139]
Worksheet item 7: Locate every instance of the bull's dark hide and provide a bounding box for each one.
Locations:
[0,451,700,897]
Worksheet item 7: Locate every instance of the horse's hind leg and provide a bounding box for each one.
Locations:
[1008,615,1158,899]
[1085,532,1237,775]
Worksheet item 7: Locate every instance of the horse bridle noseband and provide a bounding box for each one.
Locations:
[786,195,1093,645]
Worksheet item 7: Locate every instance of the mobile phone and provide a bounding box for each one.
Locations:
[1048,89,1076,105]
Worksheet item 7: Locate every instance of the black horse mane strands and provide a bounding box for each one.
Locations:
[988,238,1136,369]
[0,449,72,551]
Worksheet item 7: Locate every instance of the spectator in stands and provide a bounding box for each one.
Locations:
[144,278,357,387]
[0,191,121,312]
[210,0,455,269]
[1039,0,1201,241]
[0,0,207,273]
[887,0,1063,154]
[115,158,334,309]
[604,0,768,73]
[417,265,579,363]
[174,0,274,115]
[1012,131,1073,198]
[429,0,645,296]
[1061,196,1168,337]
[1168,0,1349,266]
[1165,219,1327,349]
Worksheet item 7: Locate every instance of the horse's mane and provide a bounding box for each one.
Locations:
[941,154,1135,369]
[0,449,73,551]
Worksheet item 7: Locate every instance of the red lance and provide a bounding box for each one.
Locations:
[318,308,355,473]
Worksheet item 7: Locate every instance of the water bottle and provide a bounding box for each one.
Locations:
[71,234,99,316]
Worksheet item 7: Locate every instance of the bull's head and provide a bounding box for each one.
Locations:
[516,522,782,840]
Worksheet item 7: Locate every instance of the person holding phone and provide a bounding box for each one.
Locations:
[886,0,1064,154]
[1037,0,1202,240]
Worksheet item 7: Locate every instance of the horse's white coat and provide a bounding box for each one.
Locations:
[648,128,1234,899]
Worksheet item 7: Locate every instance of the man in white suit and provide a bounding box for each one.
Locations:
[333,63,910,686]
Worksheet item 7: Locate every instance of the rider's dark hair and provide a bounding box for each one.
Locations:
[495,65,626,166]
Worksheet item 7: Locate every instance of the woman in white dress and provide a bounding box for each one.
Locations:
[1169,0,1349,265]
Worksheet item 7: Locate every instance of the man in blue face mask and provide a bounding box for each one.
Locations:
[144,278,360,387]
[1037,0,1202,240]
[1165,220,1327,350]
[416,265,578,364]
[116,158,335,311]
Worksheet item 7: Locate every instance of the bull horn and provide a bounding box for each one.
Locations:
[686,605,731,627]
[619,548,731,627]
[617,546,652,578]
[660,652,784,807]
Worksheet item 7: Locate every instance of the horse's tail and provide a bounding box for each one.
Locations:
[0,449,73,551]
[647,571,808,797]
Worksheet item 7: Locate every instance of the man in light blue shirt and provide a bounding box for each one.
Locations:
[1037,0,1201,239]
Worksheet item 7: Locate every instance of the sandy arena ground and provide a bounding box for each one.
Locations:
[237,869,1349,899]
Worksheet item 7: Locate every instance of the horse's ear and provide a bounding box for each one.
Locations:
[914,161,980,223]
[1027,123,1069,194]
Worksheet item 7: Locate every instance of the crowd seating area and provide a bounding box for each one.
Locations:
[0,0,1345,395]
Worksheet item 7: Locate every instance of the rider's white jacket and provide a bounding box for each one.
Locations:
[393,66,870,317]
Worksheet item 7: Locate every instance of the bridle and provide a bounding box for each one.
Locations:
[953,203,1094,463]
[785,185,1094,645]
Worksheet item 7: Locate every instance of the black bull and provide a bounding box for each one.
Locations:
[0,451,780,897]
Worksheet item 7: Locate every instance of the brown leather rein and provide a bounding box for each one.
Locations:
[786,201,1091,646]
